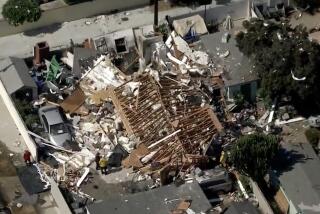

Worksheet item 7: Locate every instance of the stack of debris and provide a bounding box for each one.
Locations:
[22,22,242,201]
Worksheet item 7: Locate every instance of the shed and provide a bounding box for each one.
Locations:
[0,57,37,100]
[173,15,208,38]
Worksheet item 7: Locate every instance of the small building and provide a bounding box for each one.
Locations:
[225,201,260,214]
[201,31,258,102]
[172,14,208,41]
[252,0,289,19]
[134,25,163,64]
[86,181,212,214]
[0,57,37,100]
[272,142,320,214]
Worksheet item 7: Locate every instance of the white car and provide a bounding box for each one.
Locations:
[38,106,71,147]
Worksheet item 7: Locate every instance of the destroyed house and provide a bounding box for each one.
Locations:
[108,74,223,182]
[201,31,258,102]
[72,47,99,78]
[0,57,38,100]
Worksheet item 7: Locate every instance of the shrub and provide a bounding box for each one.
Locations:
[2,0,41,26]
[305,128,320,148]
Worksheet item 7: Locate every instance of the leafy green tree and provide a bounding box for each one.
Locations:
[13,98,40,129]
[230,134,279,181]
[293,0,319,9]
[2,0,41,26]
[236,19,320,114]
[305,128,320,149]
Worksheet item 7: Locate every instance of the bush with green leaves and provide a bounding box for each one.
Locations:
[13,98,40,129]
[2,0,41,26]
[236,19,320,114]
[305,128,320,149]
[230,133,279,182]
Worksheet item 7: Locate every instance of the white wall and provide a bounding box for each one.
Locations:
[48,177,72,214]
[103,28,136,53]
[251,179,274,214]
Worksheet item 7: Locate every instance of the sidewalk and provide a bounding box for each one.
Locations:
[0,0,247,59]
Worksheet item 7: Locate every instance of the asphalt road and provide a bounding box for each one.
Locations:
[0,0,248,59]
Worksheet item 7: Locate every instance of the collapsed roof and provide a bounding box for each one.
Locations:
[107,74,223,180]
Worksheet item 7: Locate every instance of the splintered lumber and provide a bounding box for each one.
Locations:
[110,74,222,173]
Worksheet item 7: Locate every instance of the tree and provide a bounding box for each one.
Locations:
[2,0,41,26]
[236,19,320,114]
[305,128,320,149]
[13,98,40,129]
[230,133,279,181]
[293,0,320,10]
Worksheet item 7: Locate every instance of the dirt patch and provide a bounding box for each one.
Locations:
[0,142,18,177]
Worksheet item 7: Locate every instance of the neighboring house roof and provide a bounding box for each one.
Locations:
[0,57,37,94]
[173,15,208,37]
[201,32,258,87]
[86,181,211,214]
[72,47,98,78]
[225,201,260,214]
[276,142,320,214]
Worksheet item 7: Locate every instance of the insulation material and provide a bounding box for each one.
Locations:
[82,55,125,91]
[172,36,209,65]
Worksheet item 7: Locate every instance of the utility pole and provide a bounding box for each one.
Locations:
[154,0,159,27]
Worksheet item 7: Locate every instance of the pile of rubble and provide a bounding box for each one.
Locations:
[25,22,238,198]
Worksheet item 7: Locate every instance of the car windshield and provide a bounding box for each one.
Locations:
[50,123,68,135]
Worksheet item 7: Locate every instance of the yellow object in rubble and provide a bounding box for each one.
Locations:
[99,158,107,168]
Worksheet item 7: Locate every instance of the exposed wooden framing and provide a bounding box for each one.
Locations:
[108,74,223,173]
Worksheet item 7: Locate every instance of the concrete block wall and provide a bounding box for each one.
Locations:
[250,179,274,214]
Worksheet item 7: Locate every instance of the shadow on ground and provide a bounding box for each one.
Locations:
[23,23,62,36]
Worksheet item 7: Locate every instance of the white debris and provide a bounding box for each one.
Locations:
[33,163,51,189]
[76,167,90,188]
[122,82,141,97]
[172,36,209,65]
[82,55,124,90]
[152,103,162,111]
[219,50,230,58]
[81,123,100,132]
[291,70,306,81]
[61,52,74,68]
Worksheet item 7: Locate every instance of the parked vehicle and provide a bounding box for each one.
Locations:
[308,116,320,128]
[38,106,71,147]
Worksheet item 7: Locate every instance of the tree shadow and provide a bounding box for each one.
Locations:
[23,23,62,37]
[272,144,307,177]
[215,0,231,5]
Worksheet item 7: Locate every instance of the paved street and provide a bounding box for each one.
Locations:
[0,0,247,59]
[0,95,26,154]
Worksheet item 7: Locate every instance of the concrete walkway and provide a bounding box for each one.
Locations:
[0,0,248,59]
[0,95,27,155]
